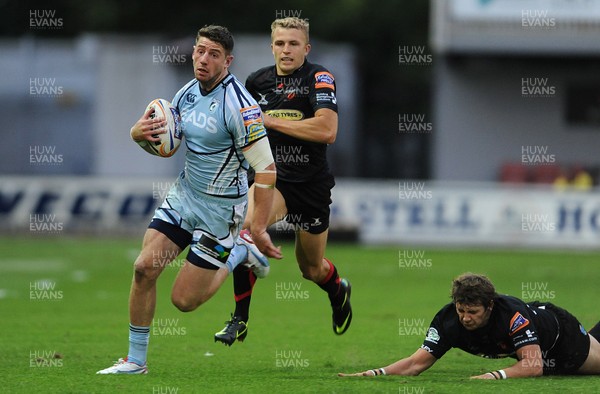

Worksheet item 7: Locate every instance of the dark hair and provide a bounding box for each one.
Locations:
[196,25,234,54]
[451,273,497,307]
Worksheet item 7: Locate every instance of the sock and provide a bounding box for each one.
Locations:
[589,321,600,340]
[225,243,248,273]
[232,264,256,322]
[317,258,343,305]
[127,324,150,366]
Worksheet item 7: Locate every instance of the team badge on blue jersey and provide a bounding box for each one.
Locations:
[186,93,196,104]
[209,99,220,113]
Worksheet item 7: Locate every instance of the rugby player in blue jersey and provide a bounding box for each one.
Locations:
[339,273,600,379]
[97,25,281,374]
[214,17,352,346]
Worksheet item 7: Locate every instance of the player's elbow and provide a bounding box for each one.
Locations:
[528,364,544,377]
[406,363,429,376]
[534,367,544,377]
[323,120,337,144]
[263,162,276,172]
[521,358,544,377]
[324,129,336,144]
[315,111,337,144]
[404,369,421,376]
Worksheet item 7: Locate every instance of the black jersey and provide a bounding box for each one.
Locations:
[421,295,561,360]
[245,61,338,182]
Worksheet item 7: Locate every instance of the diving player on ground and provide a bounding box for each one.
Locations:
[214,17,352,345]
[339,273,600,378]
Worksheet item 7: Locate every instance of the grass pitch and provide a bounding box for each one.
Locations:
[0,235,599,393]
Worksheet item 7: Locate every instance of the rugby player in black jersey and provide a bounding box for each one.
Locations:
[339,273,600,379]
[214,17,352,345]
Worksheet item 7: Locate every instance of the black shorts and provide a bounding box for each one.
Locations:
[533,302,591,375]
[276,175,335,235]
[148,219,223,271]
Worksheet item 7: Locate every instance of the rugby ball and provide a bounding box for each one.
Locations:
[146,98,182,157]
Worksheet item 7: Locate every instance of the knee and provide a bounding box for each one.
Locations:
[171,289,210,312]
[133,255,162,282]
[171,293,202,312]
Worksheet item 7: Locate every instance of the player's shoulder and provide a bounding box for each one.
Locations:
[221,73,245,92]
[495,294,529,311]
[428,302,462,340]
[173,78,199,108]
[433,302,459,324]
[303,62,336,92]
[247,65,276,85]
[221,73,256,107]
[492,295,534,328]
[305,61,334,76]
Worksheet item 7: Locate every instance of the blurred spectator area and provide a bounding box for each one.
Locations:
[499,162,596,190]
[430,0,600,183]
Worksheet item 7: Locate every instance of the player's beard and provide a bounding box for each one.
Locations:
[197,68,226,91]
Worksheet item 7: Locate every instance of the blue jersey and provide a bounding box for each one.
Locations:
[172,73,267,198]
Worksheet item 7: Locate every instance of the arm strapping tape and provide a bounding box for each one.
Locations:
[243,137,274,171]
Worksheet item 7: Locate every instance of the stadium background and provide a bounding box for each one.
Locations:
[2,0,600,393]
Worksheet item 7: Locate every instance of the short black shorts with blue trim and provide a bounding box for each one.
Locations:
[148,219,230,271]
[149,218,192,250]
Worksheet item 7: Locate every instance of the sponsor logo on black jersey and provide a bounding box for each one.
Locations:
[257,93,268,105]
[265,109,304,121]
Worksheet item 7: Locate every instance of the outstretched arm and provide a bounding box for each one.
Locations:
[338,348,437,377]
[470,344,543,379]
[242,137,282,260]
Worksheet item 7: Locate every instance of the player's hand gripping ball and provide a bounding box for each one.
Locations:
[146,98,182,157]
